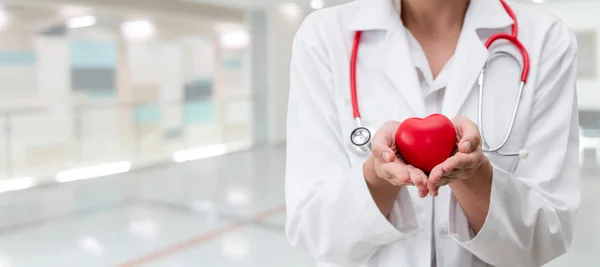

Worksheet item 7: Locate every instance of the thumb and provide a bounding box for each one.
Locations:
[452,116,481,153]
[371,121,400,162]
[372,144,395,163]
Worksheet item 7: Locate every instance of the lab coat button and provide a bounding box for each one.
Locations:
[440,223,449,235]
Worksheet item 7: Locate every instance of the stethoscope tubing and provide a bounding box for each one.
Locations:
[350,31,363,121]
[348,0,530,158]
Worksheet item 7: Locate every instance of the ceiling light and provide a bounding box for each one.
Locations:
[79,236,104,255]
[56,161,132,183]
[66,15,96,29]
[59,5,91,18]
[278,3,302,19]
[0,7,10,30]
[173,142,252,163]
[221,235,250,260]
[226,187,251,206]
[121,20,156,41]
[129,220,158,239]
[192,200,218,221]
[310,0,325,10]
[532,0,545,3]
[173,144,227,163]
[214,22,243,33]
[219,29,250,50]
[192,200,216,213]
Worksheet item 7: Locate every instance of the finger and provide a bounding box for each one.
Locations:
[437,176,457,187]
[418,188,428,198]
[452,116,482,153]
[433,179,452,196]
[428,152,475,191]
[372,143,395,163]
[405,165,427,190]
[428,185,439,197]
[372,121,401,163]
[372,121,401,148]
[377,162,411,186]
[375,163,401,186]
[441,153,479,172]
[393,153,407,164]
[440,154,462,173]
[428,164,444,189]
[428,180,437,196]
[436,177,452,187]
[428,159,460,196]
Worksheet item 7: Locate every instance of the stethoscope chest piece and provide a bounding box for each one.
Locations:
[349,127,372,156]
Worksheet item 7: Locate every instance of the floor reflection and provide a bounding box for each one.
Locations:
[0,146,597,266]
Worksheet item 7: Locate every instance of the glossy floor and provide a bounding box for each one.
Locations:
[0,146,598,266]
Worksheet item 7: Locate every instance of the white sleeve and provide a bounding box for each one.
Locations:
[284,14,419,266]
[448,22,581,266]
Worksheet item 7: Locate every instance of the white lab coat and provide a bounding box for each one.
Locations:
[285,0,581,266]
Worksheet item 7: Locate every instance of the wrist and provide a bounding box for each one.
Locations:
[363,156,380,185]
[363,156,402,217]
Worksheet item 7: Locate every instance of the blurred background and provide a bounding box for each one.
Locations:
[0,0,597,266]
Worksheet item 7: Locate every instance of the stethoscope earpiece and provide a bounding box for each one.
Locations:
[518,149,529,159]
[483,147,529,159]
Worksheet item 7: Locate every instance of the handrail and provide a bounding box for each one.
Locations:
[0,107,49,115]
[0,93,260,179]
[0,93,258,114]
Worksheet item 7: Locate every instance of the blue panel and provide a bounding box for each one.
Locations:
[86,89,116,98]
[184,100,215,124]
[184,78,213,101]
[134,104,161,124]
[69,39,117,68]
[38,24,67,36]
[71,68,116,90]
[194,77,213,86]
[163,128,184,140]
[0,51,36,65]
[222,58,242,69]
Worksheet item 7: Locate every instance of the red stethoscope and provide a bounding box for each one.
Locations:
[349,0,530,159]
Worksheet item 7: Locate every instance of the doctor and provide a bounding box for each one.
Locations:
[285,0,581,266]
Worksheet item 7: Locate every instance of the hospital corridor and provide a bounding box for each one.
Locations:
[0,0,599,266]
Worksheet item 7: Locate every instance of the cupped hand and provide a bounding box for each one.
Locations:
[371,121,429,198]
[427,116,492,196]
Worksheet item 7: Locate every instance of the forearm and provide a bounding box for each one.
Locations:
[363,156,402,217]
[449,158,493,233]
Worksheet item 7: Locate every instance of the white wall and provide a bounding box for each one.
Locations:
[537,1,600,111]
[0,30,42,108]
[266,7,306,143]
[12,36,73,160]
[36,36,71,105]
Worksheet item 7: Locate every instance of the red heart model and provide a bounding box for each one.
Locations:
[395,114,457,173]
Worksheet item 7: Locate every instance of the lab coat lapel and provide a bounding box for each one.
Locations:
[441,0,514,118]
[383,28,426,117]
[350,0,425,117]
[441,27,488,118]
